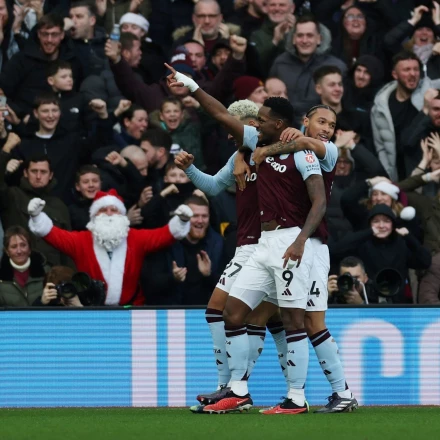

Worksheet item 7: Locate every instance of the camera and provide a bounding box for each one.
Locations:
[55,272,106,305]
[337,272,360,294]
[374,268,403,298]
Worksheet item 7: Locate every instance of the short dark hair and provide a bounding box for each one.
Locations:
[4,226,31,250]
[392,51,422,70]
[36,13,64,32]
[121,104,146,125]
[295,14,320,34]
[47,60,72,78]
[24,155,52,172]
[160,97,184,112]
[70,0,97,17]
[33,92,60,110]
[263,97,294,124]
[184,195,209,208]
[313,65,343,84]
[75,165,101,184]
[44,266,75,285]
[305,104,337,118]
[339,256,366,272]
[165,162,179,174]
[141,129,172,153]
[120,32,140,51]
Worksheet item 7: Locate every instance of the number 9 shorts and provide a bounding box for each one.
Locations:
[229,227,314,310]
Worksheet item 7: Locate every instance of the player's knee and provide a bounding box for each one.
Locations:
[304,313,326,337]
[280,308,305,331]
[223,307,242,326]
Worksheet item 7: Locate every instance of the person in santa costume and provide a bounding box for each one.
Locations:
[27,189,193,306]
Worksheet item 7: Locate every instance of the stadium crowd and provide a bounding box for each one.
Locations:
[0,0,440,307]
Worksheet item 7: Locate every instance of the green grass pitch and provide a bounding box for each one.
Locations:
[2,407,440,440]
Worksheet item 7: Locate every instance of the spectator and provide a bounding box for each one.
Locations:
[398,168,440,304]
[33,265,83,307]
[172,0,231,55]
[96,0,151,35]
[184,39,208,79]
[0,134,72,266]
[68,1,108,78]
[11,93,113,201]
[265,77,288,98]
[92,147,148,208]
[0,0,19,71]
[329,204,431,304]
[384,3,440,78]
[371,51,440,181]
[120,32,142,69]
[233,76,268,107]
[114,103,149,149]
[140,128,174,193]
[342,55,385,112]
[68,165,102,231]
[270,14,347,126]
[0,13,83,118]
[46,60,90,134]
[142,195,223,305]
[401,89,440,176]
[249,0,295,75]
[209,39,232,75]
[229,0,267,40]
[0,225,48,307]
[27,189,192,306]
[330,5,384,69]
[328,256,375,305]
[119,12,166,84]
[313,65,373,151]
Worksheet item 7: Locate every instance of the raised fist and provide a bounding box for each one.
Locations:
[174,204,193,222]
[28,198,46,217]
[174,151,195,170]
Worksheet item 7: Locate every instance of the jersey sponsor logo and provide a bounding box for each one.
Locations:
[266,156,287,173]
[305,153,316,163]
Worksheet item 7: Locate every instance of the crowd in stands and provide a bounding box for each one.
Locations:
[1,0,440,307]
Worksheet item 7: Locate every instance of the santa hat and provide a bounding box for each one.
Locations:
[233,76,264,100]
[89,189,127,218]
[369,181,400,200]
[119,13,150,33]
[166,47,195,78]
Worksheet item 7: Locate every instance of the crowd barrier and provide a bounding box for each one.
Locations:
[1,307,439,407]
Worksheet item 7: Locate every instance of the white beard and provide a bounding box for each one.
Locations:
[87,214,130,252]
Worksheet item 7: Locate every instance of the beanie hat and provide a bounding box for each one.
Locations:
[89,189,127,218]
[369,181,400,200]
[166,47,195,78]
[414,13,435,32]
[233,76,264,100]
[119,13,150,33]
[211,38,231,56]
[368,204,396,224]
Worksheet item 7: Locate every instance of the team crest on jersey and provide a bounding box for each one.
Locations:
[305,153,315,163]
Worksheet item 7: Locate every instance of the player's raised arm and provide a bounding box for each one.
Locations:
[165,63,245,145]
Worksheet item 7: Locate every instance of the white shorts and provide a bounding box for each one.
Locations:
[215,244,258,294]
[306,239,330,312]
[229,227,314,310]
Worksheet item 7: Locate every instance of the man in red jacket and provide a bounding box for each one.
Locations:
[27,189,193,305]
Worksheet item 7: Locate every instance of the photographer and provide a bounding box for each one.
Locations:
[328,257,372,305]
[33,266,83,307]
[329,204,431,304]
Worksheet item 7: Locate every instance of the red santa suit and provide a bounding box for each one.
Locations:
[28,190,191,305]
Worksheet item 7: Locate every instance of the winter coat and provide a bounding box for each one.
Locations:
[0,35,83,117]
[249,18,285,77]
[269,23,347,126]
[70,27,109,78]
[342,55,385,112]
[68,195,93,231]
[0,251,48,307]
[398,174,440,254]
[91,146,146,207]
[329,227,431,303]
[0,152,71,267]
[229,6,265,40]
[141,227,223,306]
[371,77,440,181]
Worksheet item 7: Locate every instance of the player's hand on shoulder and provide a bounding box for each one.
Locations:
[280,127,303,143]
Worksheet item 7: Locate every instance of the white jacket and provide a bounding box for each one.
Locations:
[371,77,440,181]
